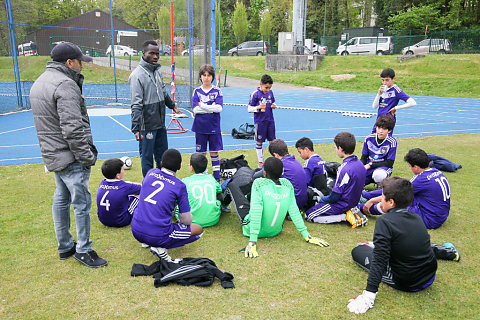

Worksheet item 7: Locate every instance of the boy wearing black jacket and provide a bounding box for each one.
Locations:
[347,176,460,314]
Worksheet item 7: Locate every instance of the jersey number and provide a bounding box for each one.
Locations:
[192,184,215,206]
[270,202,281,227]
[144,181,165,205]
[100,191,110,211]
[435,177,451,202]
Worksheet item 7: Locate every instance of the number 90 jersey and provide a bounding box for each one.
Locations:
[182,174,222,227]
[132,168,190,236]
[243,178,309,242]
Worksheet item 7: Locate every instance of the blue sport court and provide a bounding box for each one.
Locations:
[1,83,479,166]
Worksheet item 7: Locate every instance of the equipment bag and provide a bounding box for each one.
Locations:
[231,123,255,140]
[220,154,250,180]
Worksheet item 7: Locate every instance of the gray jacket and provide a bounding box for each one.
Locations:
[30,61,97,172]
[129,58,174,133]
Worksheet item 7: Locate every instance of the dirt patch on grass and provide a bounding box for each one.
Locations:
[330,74,356,81]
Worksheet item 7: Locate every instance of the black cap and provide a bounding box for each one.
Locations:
[51,42,93,63]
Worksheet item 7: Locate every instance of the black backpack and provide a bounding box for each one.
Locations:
[219,154,250,180]
[231,123,255,140]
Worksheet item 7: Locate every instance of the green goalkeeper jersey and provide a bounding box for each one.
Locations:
[243,177,309,242]
[182,173,222,227]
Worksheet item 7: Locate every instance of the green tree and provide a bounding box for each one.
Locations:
[232,1,248,43]
[268,0,291,37]
[388,5,444,33]
[259,10,273,39]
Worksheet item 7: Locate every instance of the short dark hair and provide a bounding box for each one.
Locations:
[264,157,283,181]
[375,115,395,131]
[101,158,124,179]
[334,132,356,154]
[380,68,395,78]
[404,148,430,169]
[142,40,158,51]
[268,139,289,157]
[199,64,215,81]
[190,153,208,174]
[161,149,182,172]
[295,137,314,151]
[382,176,414,208]
[260,74,273,85]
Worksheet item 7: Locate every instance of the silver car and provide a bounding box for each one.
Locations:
[228,41,271,56]
[402,39,451,55]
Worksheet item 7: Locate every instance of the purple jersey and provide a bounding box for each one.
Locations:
[249,87,276,124]
[409,168,451,229]
[377,84,410,118]
[332,155,366,211]
[96,179,141,227]
[131,168,190,238]
[304,154,327,187]
[282,155,308,209]
[362,134,397,164]
[191,86,223,134]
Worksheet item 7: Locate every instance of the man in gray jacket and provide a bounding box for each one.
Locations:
[129,40,181,177]
[30,42,107,268]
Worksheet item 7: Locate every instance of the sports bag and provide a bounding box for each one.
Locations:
[231,123,255,140]
[220,154,250,180]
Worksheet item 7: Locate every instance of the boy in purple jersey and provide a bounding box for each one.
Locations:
[361,115,397,186]
[268,139,308,210]
[305,132,366,226]
[347,177,460,315]
[248,74,277,167]
[96,158,141,227]
[295,137,330,197]
[192,64,223,181]
[131,149,203,261]
[371,68,416,133]
[361,148,451,229]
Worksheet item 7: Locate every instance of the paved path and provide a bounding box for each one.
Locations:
[92,57,334,91]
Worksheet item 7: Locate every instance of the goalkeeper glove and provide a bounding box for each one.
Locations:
[245,242,259,258]
[305,235,329,247]
[347,290,376,314]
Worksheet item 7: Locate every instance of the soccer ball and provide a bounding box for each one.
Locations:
[120,156,133,170]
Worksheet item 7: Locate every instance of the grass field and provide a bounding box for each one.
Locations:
[1,54,479,98]
[0,134,478,319]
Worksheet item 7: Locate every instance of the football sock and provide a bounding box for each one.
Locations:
[211,155,220,181]
[256,144,264,164]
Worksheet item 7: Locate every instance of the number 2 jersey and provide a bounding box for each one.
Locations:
[242,178,309,242]
[131,168,190,238]
[182,173,222,227]
[96,179,141,227]
[409,168,451,229]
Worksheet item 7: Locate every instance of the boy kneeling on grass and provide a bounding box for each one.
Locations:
[241,157,329,258]
[347,176,460,315]
[131,149,203,262]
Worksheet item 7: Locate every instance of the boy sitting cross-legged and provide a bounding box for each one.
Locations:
[96,158,141,228]
[182,153,223,227]
[241,157,329,258]
[131,149,203,262]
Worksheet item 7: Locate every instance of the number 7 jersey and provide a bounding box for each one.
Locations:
[243,178,309,242]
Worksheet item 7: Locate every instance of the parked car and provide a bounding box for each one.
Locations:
[18,41,38,56]
[106,45,137,56]
[402,39,451,55]
[336,36,393,56]
[228,41,271,56]
[158,44,171,56]
[181,45,219,56]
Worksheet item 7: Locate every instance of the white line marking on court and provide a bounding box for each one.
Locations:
[0,156,43,162]
[179,107,193,118]
[0,125,35,135]
[0,144,38,148]
[108,116,131,132]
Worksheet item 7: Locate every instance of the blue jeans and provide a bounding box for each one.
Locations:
[53,161,93,254]
[139,128,168,177]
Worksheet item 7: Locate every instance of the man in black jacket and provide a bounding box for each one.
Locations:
[347,176,460,314]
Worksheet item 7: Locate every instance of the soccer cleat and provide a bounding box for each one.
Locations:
[141,243,150,248]
[442,242,461,262]
[346,207,366,229]
[356,209,369,227]
[150,247,173,262]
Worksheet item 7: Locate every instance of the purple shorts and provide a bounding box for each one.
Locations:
[132,222,200,249]
[255,121,276,143]
[195,133,223,152]
[305,202,348,221]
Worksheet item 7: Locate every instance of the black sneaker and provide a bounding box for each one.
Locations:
[59,242,76,260]
[74,250,108,268]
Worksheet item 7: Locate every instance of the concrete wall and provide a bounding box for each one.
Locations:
[265,55,324,72]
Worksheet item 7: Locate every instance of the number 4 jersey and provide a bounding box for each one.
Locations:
[409,168,451,229]
[182,173,222,227]
[243,178,309,242]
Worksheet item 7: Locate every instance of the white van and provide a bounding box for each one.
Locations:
[336,36,392,56]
